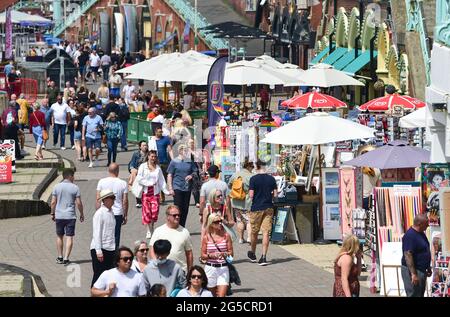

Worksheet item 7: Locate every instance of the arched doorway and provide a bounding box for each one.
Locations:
[155,15,163,46]
[164,20,171,52]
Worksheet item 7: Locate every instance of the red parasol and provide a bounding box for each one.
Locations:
[281,91,347,109]
[358,93,426,111]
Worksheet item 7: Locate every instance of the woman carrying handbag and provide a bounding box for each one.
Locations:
[134,150,170,239]
[28,103,47,160]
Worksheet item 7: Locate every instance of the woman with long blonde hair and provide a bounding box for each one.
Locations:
[333,234,362,297]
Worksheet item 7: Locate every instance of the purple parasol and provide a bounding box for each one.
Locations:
[343,140,430,169]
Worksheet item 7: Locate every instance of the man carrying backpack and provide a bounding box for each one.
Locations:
[227,159,254,244]
[1,100,24,160]
[117,98,130,151]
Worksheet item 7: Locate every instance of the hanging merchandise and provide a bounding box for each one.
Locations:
[352,208,367,239]
[338,166,363,237]
[421,163,450,227]
[248,127,257,162]
[322,167,341,240]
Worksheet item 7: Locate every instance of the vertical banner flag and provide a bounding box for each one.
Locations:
[207,55,227,128]
[183,19,190,44]
[5,6,13,60]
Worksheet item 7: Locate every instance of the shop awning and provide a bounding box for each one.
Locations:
[332,49,361,70]
[321,47,348,65]
[342,50,378,75]
[309,46,330,65]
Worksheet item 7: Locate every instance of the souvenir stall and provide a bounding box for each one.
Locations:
[422,163,450,297]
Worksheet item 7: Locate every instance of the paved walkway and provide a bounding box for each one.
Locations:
[0,130,376,297]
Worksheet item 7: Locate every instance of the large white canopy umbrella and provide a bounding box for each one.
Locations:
[399,107,427,128]
[249,55,305,85]
[186,60,302,86]
[115,52,181,74]
[0,10,51,25]
[261,112,375,238]
[261,112,375,145]
[300,63,364,87]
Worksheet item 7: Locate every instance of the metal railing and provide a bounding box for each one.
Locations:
[52,0,98,37]
[405,0,431,85]
[165,0,228,49]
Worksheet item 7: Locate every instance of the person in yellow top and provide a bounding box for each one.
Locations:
[17,93,31,130]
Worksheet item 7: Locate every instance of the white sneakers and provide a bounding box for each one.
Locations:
[60,147,66,151]
[88,162,93,168]
[71,145,75,150]
[146,231,152,239]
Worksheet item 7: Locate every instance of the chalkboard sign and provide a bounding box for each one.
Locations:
[271,207,290,242]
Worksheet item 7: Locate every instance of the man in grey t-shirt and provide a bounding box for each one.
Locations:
[51,168,84,265]
[199,165,229,223]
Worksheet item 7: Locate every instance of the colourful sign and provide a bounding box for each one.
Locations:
[0,161,12,183]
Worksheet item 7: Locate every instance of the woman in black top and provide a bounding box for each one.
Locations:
[77,86,89,103]
[74,103,88,161]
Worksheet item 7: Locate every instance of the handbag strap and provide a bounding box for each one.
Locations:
[209,233,227,253]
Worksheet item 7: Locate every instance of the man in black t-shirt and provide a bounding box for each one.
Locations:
[77,48,89,83]
[248,160,277,266]
[104,95,120,119]
[401,214,432,297]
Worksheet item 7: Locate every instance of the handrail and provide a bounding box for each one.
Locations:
[165,0,228,49]
[405,0,430,85]
[53,0,97,37]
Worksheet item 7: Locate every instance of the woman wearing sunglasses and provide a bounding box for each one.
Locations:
[177,265,212,297]
[201,214,233,297]
[131,240,149,273]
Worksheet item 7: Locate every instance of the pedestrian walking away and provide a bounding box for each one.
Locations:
[167,144,198,228]
[149,205,193,274]
[201,213,233,297]
[247,160,278,266]
[134,150,170,239]
[91,246,146,297]
[90,189,117,287]
[50,168,84,265]
[401,214,432,297]
[227,158,254,244]
[96,163,128,249]
[142,239,186,297]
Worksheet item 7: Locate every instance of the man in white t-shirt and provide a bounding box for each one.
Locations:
[183,91,192,110]
[89,50,101,83]
[149,205,193,274]
[50,94,70,150]
[96,163,128,249]
[91,246,146,297]
[122,80,136,105]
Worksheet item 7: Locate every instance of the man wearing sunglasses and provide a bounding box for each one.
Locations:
[91,246,146,297]
[149,205,193,274]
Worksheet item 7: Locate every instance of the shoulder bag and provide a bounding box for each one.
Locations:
[209,233,241,286]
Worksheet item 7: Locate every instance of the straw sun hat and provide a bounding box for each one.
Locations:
[98,189,115,201]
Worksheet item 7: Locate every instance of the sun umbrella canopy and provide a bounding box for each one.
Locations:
[399,107,427,128]
[186,60,302,86]
[299,63,364,87]
[358,93,426,111]
[0,10,52,26]
[343,140,430,169]
[281,92,346,109]
[261,112,375,145]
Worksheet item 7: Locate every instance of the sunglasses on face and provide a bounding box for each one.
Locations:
[120,256,133,262]
[216,195,223,198]
[190,274,202,280]
[139,248,149,253]
[169,214,180,218]
[213,221,222,224]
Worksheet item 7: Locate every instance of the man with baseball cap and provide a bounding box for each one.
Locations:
[90,189,117,286]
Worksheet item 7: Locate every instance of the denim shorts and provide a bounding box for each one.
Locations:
[74,130,82,141]
[56,219,76,236]
[86,137,101,149]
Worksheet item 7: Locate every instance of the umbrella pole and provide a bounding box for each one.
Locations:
[164,81,167,105]
[314,144,331,244]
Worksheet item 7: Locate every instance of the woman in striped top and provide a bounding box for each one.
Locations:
[104,112,123,166]
[201,213,233,297]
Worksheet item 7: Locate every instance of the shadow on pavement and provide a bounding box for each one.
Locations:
[69,260,92,265]
[269,257,300,265]
[231,288,255,294]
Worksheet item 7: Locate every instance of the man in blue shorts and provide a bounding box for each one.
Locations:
[82,107,104,168]
[51,168,84,265]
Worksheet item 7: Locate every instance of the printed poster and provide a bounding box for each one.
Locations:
[221,156,235,185]
[339,167,357,237]
[421,163,450,226]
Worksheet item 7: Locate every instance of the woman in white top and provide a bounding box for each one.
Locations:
[177,265,213,297]
[136,150,170,239]
[131,240,148,273]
